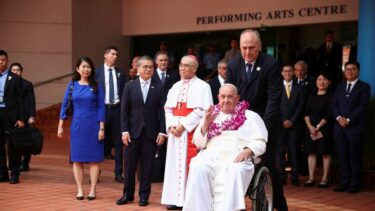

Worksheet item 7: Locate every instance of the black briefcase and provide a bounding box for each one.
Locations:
[5,127,44,155]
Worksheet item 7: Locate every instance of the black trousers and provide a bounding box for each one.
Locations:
[277,127,301,181]
[0,108,20,178]
[264,122,288,211]
[334,130,362,189]
[104,105,123,176]
[123,129,157,200]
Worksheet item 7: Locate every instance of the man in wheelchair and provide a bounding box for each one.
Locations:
[183,84,268,211]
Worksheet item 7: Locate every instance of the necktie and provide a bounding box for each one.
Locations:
[285,84,291,99]
[327,43,331,53]
[246,63,252,80]
[108,68,115,103]
[161,72,166,85]
[142,81,149,103]
[346,83,352,97]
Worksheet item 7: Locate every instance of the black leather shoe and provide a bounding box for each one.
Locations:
[106,154,115,160]
[116,196,134,205]
[9,177,19,184]
[115,175,124,183]
[333,185,349,192]
[347,187,359,193]
[291,180,300,187]
[19,164,29,172]
[139,199,149,206]
[76,196,84,200]
[166,205,183,210]
[87,195,96,200]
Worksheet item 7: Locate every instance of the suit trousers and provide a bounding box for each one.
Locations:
[104,106,123,176]
[264,122,288,211]
[0,108,21,178]
[334,130,362,189]
[277,127,301,181]
[123,129,157,200]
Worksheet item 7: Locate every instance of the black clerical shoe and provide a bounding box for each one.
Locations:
[116,196,134,205]
[9,176,19,184]
[115,175,124,183]
[87,195,96,200]
[166,205,183,210]
[139,199,149,206]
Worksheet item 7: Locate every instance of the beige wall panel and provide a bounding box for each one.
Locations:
[0,0,71,23]
[34,82,70,109]
[123,0,358,35]
[0,23,71,53]
[8,52,72,82]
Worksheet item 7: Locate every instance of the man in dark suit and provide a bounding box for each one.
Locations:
[317,30,343,87]
[116,56,166,206]
[95,46,126,183]
[151,52,179,182]
[333,61,371,193]
[0,50,25,184]
[226,29,288,211]
[294,60,316,176]
[153,52,179,97]
[277,64,306,186]
[208,60,227,105]
[10,63,36,172]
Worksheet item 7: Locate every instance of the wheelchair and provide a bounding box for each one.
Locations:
[247,157,274,211]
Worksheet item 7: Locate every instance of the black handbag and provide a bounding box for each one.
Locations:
[65,82,74,116]
[5,127,44,155]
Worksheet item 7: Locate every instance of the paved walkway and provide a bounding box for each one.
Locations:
[1,139,374,211]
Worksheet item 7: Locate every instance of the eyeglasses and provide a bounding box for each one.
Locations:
[141,65,154,69]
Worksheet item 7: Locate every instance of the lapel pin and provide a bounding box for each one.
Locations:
[8,76,12,80]
[256,67,261,71]
[151,86,154,89]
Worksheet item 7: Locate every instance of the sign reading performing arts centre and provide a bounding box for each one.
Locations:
[196,4,350,25]
[122,0,358,35]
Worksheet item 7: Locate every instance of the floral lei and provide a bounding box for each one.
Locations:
[207,100,249,139]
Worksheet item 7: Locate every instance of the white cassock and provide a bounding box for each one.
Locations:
[183,110,268,211]
[161,76,213,207]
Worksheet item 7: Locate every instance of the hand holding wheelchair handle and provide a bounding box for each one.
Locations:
[234,147,253,163]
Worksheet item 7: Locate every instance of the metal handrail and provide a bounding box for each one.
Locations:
[33,72,73,87]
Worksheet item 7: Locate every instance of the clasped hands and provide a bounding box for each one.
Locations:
[337,117,349,128]
[169,124,185,137]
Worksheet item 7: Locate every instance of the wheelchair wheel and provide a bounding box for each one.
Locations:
[251,166,273,211]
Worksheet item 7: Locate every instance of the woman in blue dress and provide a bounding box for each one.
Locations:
[57,57,105,200]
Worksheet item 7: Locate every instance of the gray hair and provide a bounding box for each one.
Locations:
[219,83,238,95]
[137,55,154,67]
[294,60,308,71]
[240,29,261,44]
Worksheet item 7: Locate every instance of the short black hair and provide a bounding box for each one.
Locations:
[345,60,360,70]
[104,46,118,53]
[10,62,23,72]
[325,30,334,36]
[316,71,332,81]
[0,49,8,58]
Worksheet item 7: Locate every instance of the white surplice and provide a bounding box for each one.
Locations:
[183,110,268,211]
[161,77,213,207]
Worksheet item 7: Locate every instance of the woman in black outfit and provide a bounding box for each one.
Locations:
[304,72,334,188]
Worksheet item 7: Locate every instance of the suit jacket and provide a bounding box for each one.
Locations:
[226,52,282,129]
[121,77,166,140]
[208,76,221,105]
[295,76,317,96]
[152,68,180,97]
[332,80,371,135]
[22,79,36,120]
[95,65,126,103]
[3,71,24,123]
[317,42,342,74]
[280,81,306,127]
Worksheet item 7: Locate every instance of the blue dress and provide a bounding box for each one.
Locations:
[60,81,105,162]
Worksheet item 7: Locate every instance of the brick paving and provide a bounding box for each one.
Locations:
[1,138,375,211]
